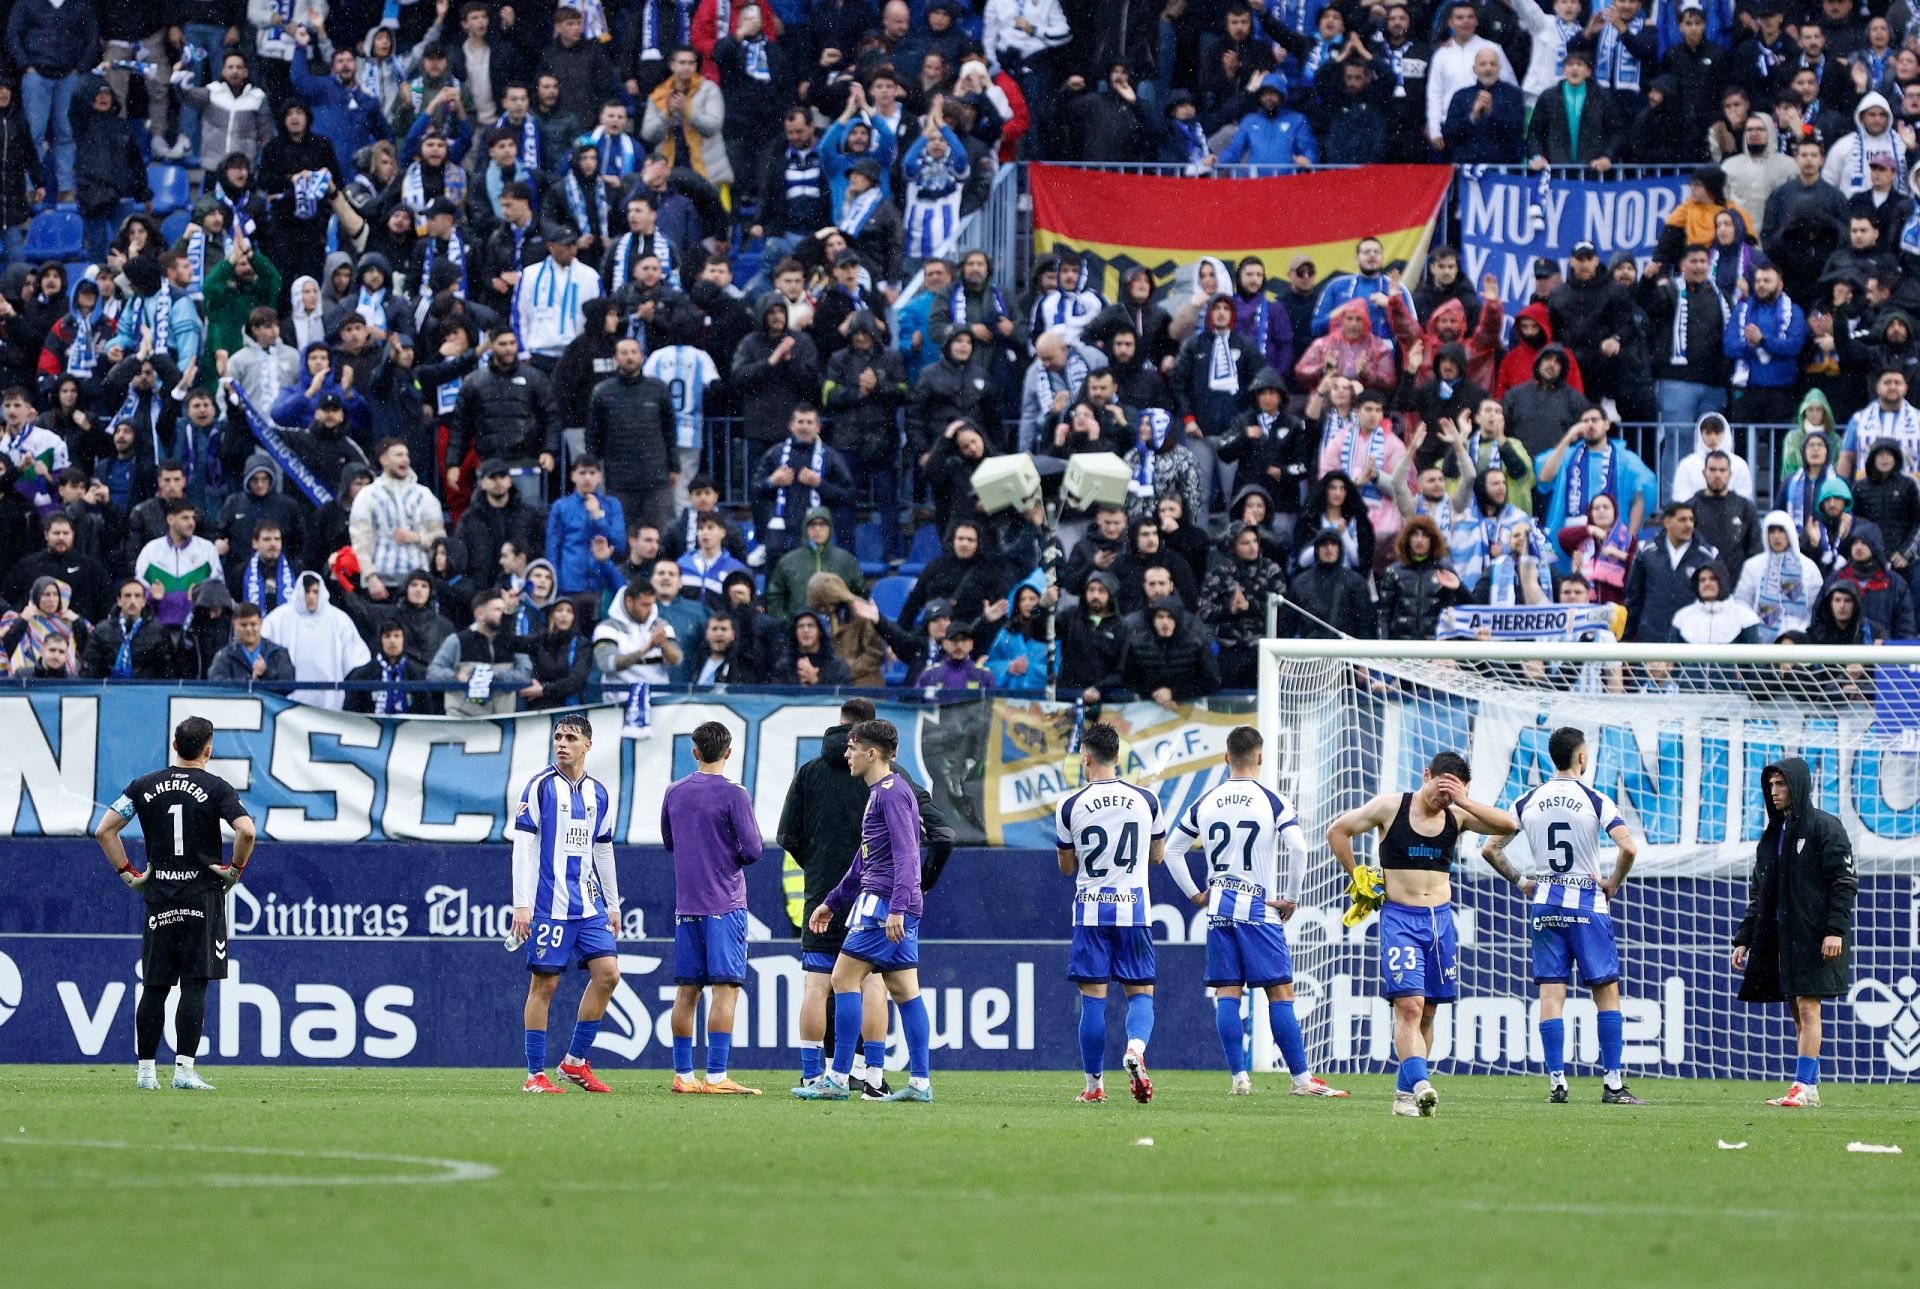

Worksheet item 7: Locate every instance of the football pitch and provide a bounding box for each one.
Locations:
[1,1067,1913,1288]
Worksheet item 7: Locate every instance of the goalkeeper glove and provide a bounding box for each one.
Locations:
[1343,865,1384,928]
[116,864,147,890]
[210,863,244,890]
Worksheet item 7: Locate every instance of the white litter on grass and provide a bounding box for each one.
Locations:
[1134,1137,1155,1147]
[1717,1140,1748,1150]
[1846,1142,1902,1154]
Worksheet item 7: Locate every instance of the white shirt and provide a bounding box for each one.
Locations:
[512,256,601,357]
[1426,35,1517,140]
[1056,775,1164,928]
[984,0,1071,60]
[1166,778,1306,925]
[1512,776,1627,916]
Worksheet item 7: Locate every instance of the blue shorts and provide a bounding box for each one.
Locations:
[674,909,749,986]
[801,950,838,974]
[526,915,617,974]
[1530,907,1622,988]
[841,914,921,972]
[1205,919,1293,988]
[1068,925,1156,985]
[1379,901,1459,1002]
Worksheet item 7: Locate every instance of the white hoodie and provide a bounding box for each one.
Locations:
[1823,92,1906,197]
[261,572,372,709]
[1735,511,1825,641]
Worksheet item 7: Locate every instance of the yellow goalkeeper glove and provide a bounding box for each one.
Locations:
[1343,865,1384,927]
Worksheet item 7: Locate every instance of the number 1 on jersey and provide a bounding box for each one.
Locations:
[168,802,185,857]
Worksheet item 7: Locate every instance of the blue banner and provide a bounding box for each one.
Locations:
[1456,172,1686,327]
[2,842,1916,1077]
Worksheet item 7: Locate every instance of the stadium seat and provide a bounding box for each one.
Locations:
[898,522,941,576]
[22,210,83,262]
[870,575,915,623]
[159,210,190,245]
[882,657,908,685]
[65,261,92,294]
[732,248,762,289]
[149,164,191,215]
[854,520,890,577]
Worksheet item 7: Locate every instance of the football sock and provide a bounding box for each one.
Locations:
[1078,993,1107,1078]
[1398,1055,1430,1093]
[1597,1009,1624,1085]
[567,1019,601,1065]
[1215,998,1248,1077]
[671,1035,695,1078]
[173,976,208,1067]
[1085,1073,1103,1094]
[706,1031,732,1081]
[799,1039,824,1082]
[899,995,931,1081]
[863,1040,887,1074]
[829,991,862,1080]
[1796,1054,1820,1086]
[525,1029,547,1077]
[1268,999,1310,1084]
[134,978,170,1062]
[1539,1017,1566,1085]
[1125,994,1154,1048]
[137,1059,156,1077]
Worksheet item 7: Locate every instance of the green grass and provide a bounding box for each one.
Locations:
[0,1067,1914,1288]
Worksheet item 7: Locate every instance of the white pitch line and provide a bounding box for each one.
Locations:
[0,1137,498,1187]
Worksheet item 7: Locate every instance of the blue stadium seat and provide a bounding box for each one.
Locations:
[898,522,941,576]
[159,210,190,245]
[148,164,191,215]
[883,657,908,685]
[732,248,762,289]
[870,575,915,623]
[854,520,890,577]
[66,262,92,295]
[23,210,83,262]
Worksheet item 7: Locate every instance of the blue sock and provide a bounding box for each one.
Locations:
[707,1031,732,1077]
[1397,1055,1430,1093]
[863,1039,886,1071]
[1539,1017,1566,1079]
[524,1029,546,1077]
[1078,993,1108,1077]
[1268,1000,1309,1080]
[671,1035,694,1078]
[567,1019,600,1064]
[899,995,931,1080]
[800,1041,824,1081]
[1125,994,1154,1047]
[1215,998,1247,1076]
[1597,1009,1624,1074]
[830,991,862,1079]
[1796,1054,1820,1085]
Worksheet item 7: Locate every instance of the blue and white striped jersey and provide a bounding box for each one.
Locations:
[1056,777,1164,927]
[1513,777,1628,916]
[643,344,721,450]
[511,766,617,921]
[1168,780,1305,924]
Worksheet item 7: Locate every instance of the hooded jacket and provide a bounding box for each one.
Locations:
[391,572,456,664]
[1829,519,1917,639]
[1291,298,1396,393]
[1200,525,1286,649]
[1807,579,1876,645]
[1668,559,1762,644]
[1124,596,1221,699]
[1387,293,1503,393]
[72,78,150,215]
[1735,757,1858,1002]
[731,299,824,446]
[765,509,865,622]
[1722,114,1799,233]
[1282,544,1376,639]
[1501,343,1592,460]
[218,452,306,553]
[1849,437,1920,563]
[1218,385,1313,513]
[1056,569,1130,697]
[822,316,909,464]
[1293,470,1377,574]
[776,609,854,686]
[1735,510,1826,641]
[906,329,1000,459]
[260,571,374,709]
[1822,91,1904,198]
[1495,302,1586,398]
[898,522,992,629]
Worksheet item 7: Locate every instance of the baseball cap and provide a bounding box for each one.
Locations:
[1533,257,1559,279]
[316,392,345,411]
[478,458,511,478]
[1571,240,1598,258]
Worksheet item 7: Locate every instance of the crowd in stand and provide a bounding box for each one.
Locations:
[0,0,1913,711]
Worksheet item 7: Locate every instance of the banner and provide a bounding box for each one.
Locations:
[1028,163,1453,304]
[1456,171,1686,325]
[1436,603,1627,641]
[2,840,1915,1077]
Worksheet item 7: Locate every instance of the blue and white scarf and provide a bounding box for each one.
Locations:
[1563,440,1618,521]
[421,231,468,296]
[510,113,541,172]
[1850,121,1908,195]
[112,616,143,677]
[581,0,611,42]
[404,158,466,226]
[770,438,825,529]
[564,169,610,238]
[1551,18,1581,79]
[950,280,1009,327]
[1337,420,1389,500]
[1595,15,1645,92]
[292,169,331,221]
[184,223,207,298]
[742,37,770,82]
[610,229,674,289]
[244,554,297,610]
[1129,409,1172,498]
[228,381,334,506]
[1756,548,1810,634]
[584,126,638,178]
[64,310,96,379]
[376,656,410,714]
[623,683,653,739]
[1436,603,1620,641]
[839,186,882,234]
[215,188,257,240]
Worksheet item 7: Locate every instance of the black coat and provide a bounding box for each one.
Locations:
[730,318,821,445]
[1525,80,1623,165]
[449,359,560,463]
[907,351,1000,458]
[80,611,172,678]
[453,491,546,576]
[1625,535,1718,642]
[1735,757,1858,1002]
[1283,558,1376,639]
[1377,557,1463,641]
[585,370,677,495]
[1123,597,1221,700]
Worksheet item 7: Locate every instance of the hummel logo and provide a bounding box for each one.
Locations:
[214,940,227,959]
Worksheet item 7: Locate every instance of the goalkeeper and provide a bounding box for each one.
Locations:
[1734,758,1857,1109]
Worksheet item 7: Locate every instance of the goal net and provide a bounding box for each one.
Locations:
[1254,639,1920,1083]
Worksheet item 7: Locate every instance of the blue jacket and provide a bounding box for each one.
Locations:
[1310,271,1416,339]
[1441,80,1526,165]
[6,0,98,77]
[894,290,941,381]
[289,55,391,180]
[545,490,628,594]
[1722,292,1807,389]
[1218,107,1319,176]
[820,116,898,216]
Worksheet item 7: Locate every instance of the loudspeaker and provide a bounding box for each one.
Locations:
[1061,452,1131,512]
[970,453,1043,514]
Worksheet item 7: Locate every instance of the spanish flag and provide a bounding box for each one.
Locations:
[1029,164,1453,301]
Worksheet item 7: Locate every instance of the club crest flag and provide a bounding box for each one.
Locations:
[1028,163,1453,301]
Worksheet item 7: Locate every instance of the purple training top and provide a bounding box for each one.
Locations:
[825,772,924,919]
[660,770,765,916]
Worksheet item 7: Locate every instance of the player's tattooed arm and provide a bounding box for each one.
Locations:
[1479,831,1534,897]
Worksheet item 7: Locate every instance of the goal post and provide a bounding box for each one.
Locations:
[1253,638,1920,1083]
